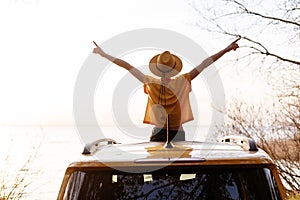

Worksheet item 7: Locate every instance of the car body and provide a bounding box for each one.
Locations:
[57,136,286,199]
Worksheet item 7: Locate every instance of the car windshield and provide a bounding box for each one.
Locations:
[63,167,281,200]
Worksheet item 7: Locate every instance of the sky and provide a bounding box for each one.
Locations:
[0,0,273,126]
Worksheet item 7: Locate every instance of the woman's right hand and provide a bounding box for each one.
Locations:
[224,36,241,52]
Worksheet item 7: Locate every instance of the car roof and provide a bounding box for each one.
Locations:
[68,136,275,169]
[58,136,287,200]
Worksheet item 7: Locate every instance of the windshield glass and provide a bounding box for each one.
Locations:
[63,167,281,200]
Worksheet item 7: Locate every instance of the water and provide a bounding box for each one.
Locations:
[0,126,82,199]
[0,125,210,199]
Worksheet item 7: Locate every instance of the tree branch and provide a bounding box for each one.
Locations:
[230,0,300,27]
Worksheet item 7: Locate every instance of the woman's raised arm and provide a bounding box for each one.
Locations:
[93,41,145,82]
[189,37,241,80]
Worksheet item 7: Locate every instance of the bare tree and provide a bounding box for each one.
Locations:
[219,98,300,193]
[0,134,42,199]
[188,0,300,195]
[189,0,300,66]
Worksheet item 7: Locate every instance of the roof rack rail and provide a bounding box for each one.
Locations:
[218,135,258,151]
[82,138,117,155]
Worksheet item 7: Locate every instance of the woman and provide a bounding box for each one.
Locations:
[93,37,240,142]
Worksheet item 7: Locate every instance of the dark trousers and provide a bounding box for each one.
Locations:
[150,127,185,142]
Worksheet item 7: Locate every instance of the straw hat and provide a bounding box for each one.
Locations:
[149,51,182,78]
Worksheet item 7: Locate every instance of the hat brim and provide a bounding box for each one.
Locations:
[149,53,182,78]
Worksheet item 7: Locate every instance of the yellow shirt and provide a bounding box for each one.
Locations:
[143,73,194,128]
